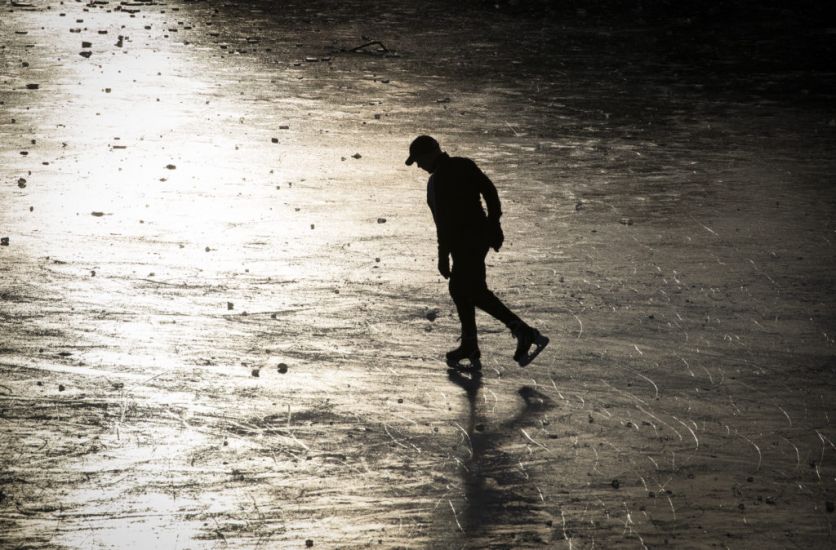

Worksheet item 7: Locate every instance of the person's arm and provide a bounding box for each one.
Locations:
[427,177,451,277]
[472,161,502,221]
[470,160,505,251]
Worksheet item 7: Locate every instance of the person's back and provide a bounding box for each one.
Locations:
[427,154,500,252]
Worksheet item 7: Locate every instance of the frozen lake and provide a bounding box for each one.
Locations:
[1,0,835,548]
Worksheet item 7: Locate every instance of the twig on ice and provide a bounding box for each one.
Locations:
[349,41,388,53]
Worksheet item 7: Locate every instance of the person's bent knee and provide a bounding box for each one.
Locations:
[449,276,475,301]
[451,280,489,303]
[448,277,462,299]
[474,286,494,301]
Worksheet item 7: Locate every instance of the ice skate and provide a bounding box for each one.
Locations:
[512,324,549,367]
[445,338,481,370]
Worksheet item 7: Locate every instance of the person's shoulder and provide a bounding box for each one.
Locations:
[449,156,479,170]
[449,155,474,164]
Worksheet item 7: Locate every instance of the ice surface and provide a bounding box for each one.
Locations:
[1,0,835,548]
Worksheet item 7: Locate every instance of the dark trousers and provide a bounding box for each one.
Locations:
[449,245,521,340]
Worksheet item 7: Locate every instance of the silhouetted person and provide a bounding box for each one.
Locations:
[406,135,548,369]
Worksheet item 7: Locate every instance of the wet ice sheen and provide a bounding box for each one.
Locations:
[2,0,836,549]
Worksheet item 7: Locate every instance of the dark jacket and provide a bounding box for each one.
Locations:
[427,153,502,257]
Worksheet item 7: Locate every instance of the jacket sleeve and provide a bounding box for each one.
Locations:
[427,177,450,258]
[472,161,502,221]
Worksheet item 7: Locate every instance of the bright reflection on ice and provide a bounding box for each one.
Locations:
[12,0,836,549]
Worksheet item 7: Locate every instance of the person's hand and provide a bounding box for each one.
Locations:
[438,255,451,279]
[489,219,504,252]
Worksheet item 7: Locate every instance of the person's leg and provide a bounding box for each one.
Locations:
[447,252,481,367]
[476,288,522,329]
[449,252,478,340]
[469,245,550,366]
[468,246,523,329]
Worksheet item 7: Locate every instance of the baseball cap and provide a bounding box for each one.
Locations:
[405,135,440,166]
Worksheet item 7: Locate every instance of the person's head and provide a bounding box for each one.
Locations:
[405,135,442,173]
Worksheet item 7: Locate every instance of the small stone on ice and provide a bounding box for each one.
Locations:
[271,137,278,143]
[79,51,92,58]
[611,479,620,489]
[251,368,260,377]
[0,237,9,246]
[91,211,104,217]
[17,178,26,188]
[277,363,288,374]
[59,384,66,392]
[227,302,234,310]
[26,83,39,90]
[351,153,362,159]
[166,164,176,170]
[377,217,386,223]
[305,540,313,548]
[82,41,92,47]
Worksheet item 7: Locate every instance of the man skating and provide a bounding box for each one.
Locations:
[406,135,548,369]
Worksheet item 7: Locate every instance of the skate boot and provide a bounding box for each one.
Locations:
[512,323,549,367]
[446,337,481,370]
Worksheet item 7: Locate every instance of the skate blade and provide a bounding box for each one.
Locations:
[447,356,482,371]
[447,368,483,385]
[518,334,549,367]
